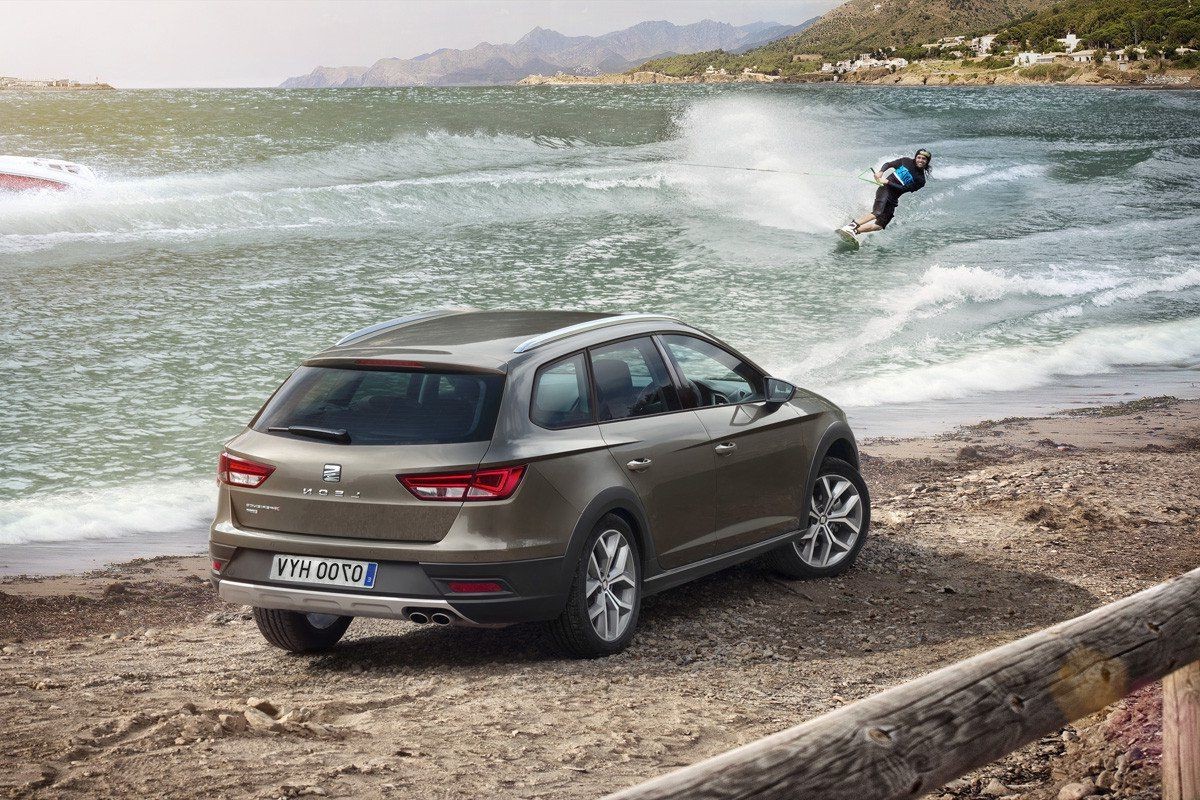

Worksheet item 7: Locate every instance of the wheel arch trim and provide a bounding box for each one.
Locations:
[806,421,863,503]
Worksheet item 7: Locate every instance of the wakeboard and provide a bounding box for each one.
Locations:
[836,227,860,249]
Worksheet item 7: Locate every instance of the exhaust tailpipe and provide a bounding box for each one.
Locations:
[408,611,430,624]
[430,612,452,625]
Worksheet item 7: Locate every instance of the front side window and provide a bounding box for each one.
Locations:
[660,335,763,407]
[588,337,680,421]
[531,353,593,429]
[253,366,504,445]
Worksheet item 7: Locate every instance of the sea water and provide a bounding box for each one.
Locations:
[1,85,1198,556]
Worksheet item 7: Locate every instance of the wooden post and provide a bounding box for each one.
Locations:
[1164,661,1200,800]
[603,568,1200,800]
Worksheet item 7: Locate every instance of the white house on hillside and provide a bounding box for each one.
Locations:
[1015,52,1056,65]
[972,35,998,55]
[1056,33,1080,52]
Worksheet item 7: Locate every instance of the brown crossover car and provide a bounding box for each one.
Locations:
[210,310,869,657]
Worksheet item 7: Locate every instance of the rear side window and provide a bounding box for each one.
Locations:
[253,366,504,445]
[588,337,681,421]
[531,353,593,429]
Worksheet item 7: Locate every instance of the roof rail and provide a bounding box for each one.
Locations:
[512,313,682,354]
[335,307,475,347]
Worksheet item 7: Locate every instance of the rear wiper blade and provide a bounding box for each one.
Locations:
[268,425,351,444]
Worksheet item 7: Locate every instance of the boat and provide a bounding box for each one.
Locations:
[0,156,97,191]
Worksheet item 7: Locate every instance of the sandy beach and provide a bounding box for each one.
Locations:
[2,396,1197,799]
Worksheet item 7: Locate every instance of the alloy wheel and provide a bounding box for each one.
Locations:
[796,473,863,569]
[585,529,637,641]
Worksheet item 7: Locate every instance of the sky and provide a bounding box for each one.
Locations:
[2,0,840,88]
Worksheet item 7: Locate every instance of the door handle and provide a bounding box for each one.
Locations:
[714,442,738,455]
[626,458,653,472]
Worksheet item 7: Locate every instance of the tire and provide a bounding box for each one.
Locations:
[252,607,353,653]
[766,457,870,579]
[543,514,641,658]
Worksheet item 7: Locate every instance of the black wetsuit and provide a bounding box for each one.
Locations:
[871,157,926,228]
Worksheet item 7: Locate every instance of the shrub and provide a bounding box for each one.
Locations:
[1018,63,1078,80]
[979,56,1014,69]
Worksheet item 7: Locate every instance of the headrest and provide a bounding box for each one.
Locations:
[592,358,633,396]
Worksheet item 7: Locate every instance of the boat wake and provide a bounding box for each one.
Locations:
[0,132,681,257]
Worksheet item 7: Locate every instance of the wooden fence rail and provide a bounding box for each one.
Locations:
[603,567,1200,800]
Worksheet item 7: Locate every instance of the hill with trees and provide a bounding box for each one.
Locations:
[637,0,1199,77]
[638,0,1052,75]
[986,0,1199,52]
[784,0,1052,57]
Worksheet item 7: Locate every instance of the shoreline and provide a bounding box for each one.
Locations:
[5,394,1194,586]
[2,396,1197,798]
[518,65,1200,90]
[3,371,1198,578]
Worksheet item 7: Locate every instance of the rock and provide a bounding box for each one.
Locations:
[1095,770,1113,788]
[103,581,130,597]
[302,722,335,737]
[244,707,278,732]
[13,764,57,790]
[1057,781,1096,800]
[942,778,971,791]
[956,445,984,461]
[247,697,278,717]
[219,713,248,732]
[279,706,312,724]
[982,778,1011,796]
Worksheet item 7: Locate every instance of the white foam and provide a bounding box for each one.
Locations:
[823,317,1200,407]
[0,480,215,545]
[796,264,1121,372]
[671,96,872,232]
[0,132,671,253]
[1092,267,1200,306]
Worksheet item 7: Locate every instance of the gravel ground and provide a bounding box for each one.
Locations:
[1,398,1197,800]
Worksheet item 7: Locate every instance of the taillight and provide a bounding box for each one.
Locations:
[218,452,275,489]
[398,465,525,501]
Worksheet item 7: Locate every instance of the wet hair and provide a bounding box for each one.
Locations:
[915,149,932,176]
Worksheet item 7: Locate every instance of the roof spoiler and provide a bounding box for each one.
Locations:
[512,313,682,354]
[335,307,477,347]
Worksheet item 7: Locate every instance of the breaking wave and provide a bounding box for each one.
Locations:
[825,317,1200,407]
[794,264,1125,373]
[0,480,215,546]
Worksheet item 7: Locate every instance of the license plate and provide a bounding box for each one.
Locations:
[270,554,378,589]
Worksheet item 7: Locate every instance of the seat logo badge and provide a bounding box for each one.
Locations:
[323,464,342,483]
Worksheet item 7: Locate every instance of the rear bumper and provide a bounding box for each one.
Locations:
[218,580,476,623]
[210,547,571,625]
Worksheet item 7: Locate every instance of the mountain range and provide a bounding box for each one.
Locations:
[280,19,815,87]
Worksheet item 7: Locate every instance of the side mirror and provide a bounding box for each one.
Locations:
[764,377,796,404]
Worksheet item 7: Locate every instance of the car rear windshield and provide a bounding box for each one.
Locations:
[253,366,505,445]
